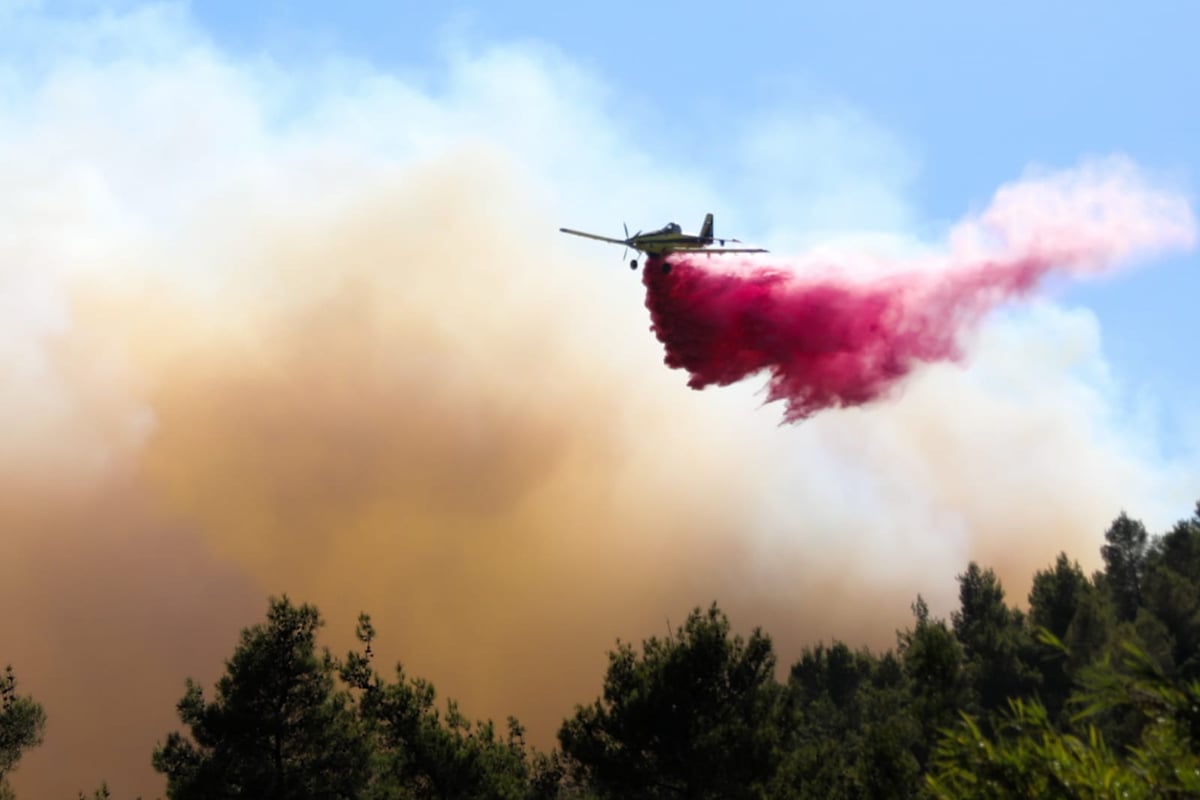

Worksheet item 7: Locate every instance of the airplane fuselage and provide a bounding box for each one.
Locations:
[626,225,714,255]
[558,213,765,273]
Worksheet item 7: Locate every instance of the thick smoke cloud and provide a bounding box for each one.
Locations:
[1,7,1196,798]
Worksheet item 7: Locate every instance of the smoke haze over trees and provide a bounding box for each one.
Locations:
[6,501,1200,798]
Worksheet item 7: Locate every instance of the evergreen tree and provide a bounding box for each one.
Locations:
[927,642,1200,799]
[1027,554,1090,719]
[1028,553,1089,641]
[1062,586,1115,674]
[951,564,1039,723]
[1142,508,1200,679]
[897,597,968,769]
[340,614,533,799]
[0,666,45,800]
[152,596,372,800]
[1100,512,1149,623]
[559,604,781,799]
[776,644,920,800]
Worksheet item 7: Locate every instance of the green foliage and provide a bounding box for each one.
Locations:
[897,596,969,768]
[1029,554,1090,641]
[1141,510,1200,680]
[152,596,372,800]
[928,640,1200,799]
[773,502,1200,798]
[0,665,45,799]
[341,613,534,800]
[1028,554,1092,720]
[775,643,920,799]
[26,498,1200,798]
[1063,586,1115,674]
[952,563,1041,723]
[148,600,540,800]
[927,698,1140,799]
[558,603,781,799]
[1101,512,1149,623]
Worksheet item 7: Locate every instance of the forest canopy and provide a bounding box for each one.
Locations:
[5,501,1200,799]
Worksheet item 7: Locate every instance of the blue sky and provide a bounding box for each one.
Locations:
[190,1,1196,190]
[172,0,1200,446]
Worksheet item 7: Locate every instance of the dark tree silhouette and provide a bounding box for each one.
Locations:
[1142,509,1200,679]
[0,665,45,800]
[152,596,372,800]
[1100,512,1149,623]
[559,604,781,799]
[1027,553,1091,718]
[340,613,533,799]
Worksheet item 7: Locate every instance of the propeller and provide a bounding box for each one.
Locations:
[622,221,644,268]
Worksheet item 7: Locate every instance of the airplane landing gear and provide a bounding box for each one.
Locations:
[630,259,639,270]
[662,261,672,275]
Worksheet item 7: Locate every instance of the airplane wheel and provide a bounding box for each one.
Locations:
[630,259,638,270]
[662,262,672,275]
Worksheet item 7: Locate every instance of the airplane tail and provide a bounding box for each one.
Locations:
[699,213,714,243]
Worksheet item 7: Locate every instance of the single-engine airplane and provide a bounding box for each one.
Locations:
[559,213,767,274]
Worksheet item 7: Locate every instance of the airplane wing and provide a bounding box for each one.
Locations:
[672,246,769,254]
[559,228,630,247]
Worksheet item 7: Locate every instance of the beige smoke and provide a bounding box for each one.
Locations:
[2,9,1196,799]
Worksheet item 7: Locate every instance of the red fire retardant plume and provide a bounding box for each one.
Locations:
[641,164,1195,423]
[643,253,1057,422]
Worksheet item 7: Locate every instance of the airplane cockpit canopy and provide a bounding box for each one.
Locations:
[665,222,681,233]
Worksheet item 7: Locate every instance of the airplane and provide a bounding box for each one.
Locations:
[559,213,767,274]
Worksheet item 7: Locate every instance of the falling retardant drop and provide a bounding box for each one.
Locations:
[644,257,931,422]
[641,164,1196,423]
